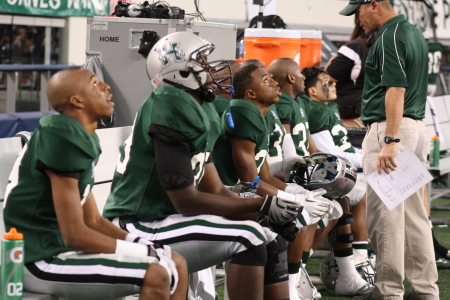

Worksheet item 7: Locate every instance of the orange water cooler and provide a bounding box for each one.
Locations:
[243,29,301,67]
[299,30,322,69]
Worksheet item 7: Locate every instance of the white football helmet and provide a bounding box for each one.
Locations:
[146,31,232,93]
[291,153,357,200]
[297,264,321,299]
[320,251,375,292]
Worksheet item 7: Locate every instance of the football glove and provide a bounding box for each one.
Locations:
[294,189,330,218]
[258,195,302,225]
[150,242,178,295]
[269,219,300,242]
[284,182,307,194]
[226,180,259,194]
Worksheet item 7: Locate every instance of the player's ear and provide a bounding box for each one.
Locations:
[308,87,317,97]
[69,95,84,109]
[245,89,257,100]
[287,74,295,84]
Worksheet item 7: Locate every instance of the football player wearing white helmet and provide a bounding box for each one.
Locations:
[104,32,302,300]
[303,66,372,297]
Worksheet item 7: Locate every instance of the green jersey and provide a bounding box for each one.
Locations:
[308,100,355,153]
[362,14,428,125]
[428,42,443,85]
[203,101,222,150]
[212,94,230,118]
[103,87,210,222]
[4,115,101,264]
[213,99,269,186]
[275,91,311,156]
[267,105,286,164]
[297,94,311,115]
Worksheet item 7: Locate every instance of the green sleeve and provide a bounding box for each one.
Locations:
[225,103,265,143]
[151,92,209,142]
[36,127,98,172]
[308,102,329,134]
[380,29,408,88]
[275,97,293,122]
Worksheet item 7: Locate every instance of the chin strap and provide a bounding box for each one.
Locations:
[162,78,216,103]
[226,85,235,128]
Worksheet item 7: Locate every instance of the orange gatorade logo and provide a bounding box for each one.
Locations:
[9,246,24,264]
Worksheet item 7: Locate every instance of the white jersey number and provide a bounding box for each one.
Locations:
[191,152,211,186]
[428,51,442,75]
[292,122,309,156]
[331,124,352,152]
[255,149,268,173]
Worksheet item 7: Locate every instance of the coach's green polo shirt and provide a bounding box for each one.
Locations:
[361,14,428,125]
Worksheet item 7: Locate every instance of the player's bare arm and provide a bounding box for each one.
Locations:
[166,183,264,217]
[307,132,319,154]
[229,136,280,196]
[82,193,130,240]
[47,170,120,253]
[198,162,239,197]
[259,161,287,191]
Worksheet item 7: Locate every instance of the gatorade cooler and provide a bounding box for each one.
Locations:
[299,30,322,69]
[243,28,301,67]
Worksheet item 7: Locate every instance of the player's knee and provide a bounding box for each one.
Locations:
[171,251,187,272]
[339,197,351,212]
[328,213,354,244]
[231,243,267,266]
[337,212,353,227]
[264,235,289,285]
[353,193,366,208]
[143,263,171,295]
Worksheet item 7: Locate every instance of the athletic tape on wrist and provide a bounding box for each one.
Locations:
[276,190,296,202]
[125,233,152,245]
[115,239,148,257]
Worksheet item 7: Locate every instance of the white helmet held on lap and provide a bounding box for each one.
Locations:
[291,153,357,200]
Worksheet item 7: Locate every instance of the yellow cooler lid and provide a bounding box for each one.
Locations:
[244,28,301,39]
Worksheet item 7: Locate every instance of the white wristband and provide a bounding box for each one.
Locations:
[125,233,152,245]
[276,190,296,202]
[115,239,148,257]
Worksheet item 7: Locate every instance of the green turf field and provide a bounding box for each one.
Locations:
[216,197,450,300]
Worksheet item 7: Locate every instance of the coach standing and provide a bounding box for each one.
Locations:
[339,1,439,299]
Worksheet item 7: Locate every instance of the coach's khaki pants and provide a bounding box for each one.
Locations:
[362,118,439,300]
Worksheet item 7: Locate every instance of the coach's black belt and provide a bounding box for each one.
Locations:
[366,115,422,127]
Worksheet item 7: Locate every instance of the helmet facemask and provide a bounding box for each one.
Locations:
[187,43,233,92]
[290,153,357,200]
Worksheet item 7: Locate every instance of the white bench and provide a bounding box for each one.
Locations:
[0,126,132,300]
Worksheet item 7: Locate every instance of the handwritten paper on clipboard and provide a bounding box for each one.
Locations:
[366,148,433,211]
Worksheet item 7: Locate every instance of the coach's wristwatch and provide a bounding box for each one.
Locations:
[384,136,400,144]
